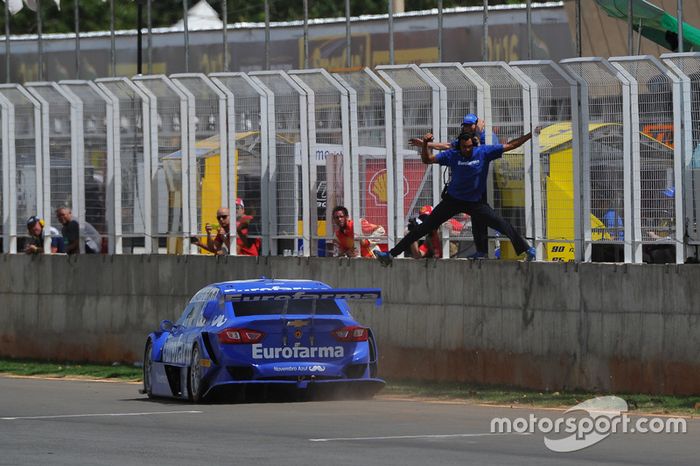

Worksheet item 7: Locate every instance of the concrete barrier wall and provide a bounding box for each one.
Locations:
[1,254,699,395]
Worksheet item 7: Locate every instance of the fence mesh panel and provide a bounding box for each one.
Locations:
[420,64,481,247]
[133,78,186,240]
[512,62,577,261]
[26,84,74,227]
[611,58,679,257]
[465,63,528,243]
[561,60,627,255]
[61,83,109,237]
[209,74,264,243]
[663,53,700,245]
[96,79,148,240]
[249,72,304,245]
[172,75,225,245]
[1,88,39,245]
[290,71,347,248]
[334,70,392,249]
[376,66,435,232]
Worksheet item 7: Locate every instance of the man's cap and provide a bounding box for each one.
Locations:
[26,215,41,228]
[235,197,244,207]
[419,205,433,215]
[462,113,478,125]
[662,187,675,198]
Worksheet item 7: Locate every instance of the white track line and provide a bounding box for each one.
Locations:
[309,432,529,442]
[1,410,202,421]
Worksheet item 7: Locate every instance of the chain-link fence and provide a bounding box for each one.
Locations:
[463,62,532,259]
[511,60,581,262]
[132,75,191,254]
[560,58,634,262]
[334,69,395,250]
[420,63,483,255]
[661,52,700,254]
[95,77,153,254]
[210,72,267,254]
[609,56,684,264]
[3,56,700,263]
[24,82,81,245]
[376,64,441,255]
[171,74,230,255]
[288,69,351,256]
[0,85,41,253]
[248,71,310,256]
[59,81,110,253]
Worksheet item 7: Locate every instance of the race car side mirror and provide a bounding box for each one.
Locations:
[160,320,174,332]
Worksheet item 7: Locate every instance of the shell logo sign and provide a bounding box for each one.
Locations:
[368,169,388,205]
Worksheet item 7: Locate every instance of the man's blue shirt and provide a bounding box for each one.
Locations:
[436,144,504,202]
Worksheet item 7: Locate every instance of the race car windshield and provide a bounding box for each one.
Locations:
[232,299,343,317]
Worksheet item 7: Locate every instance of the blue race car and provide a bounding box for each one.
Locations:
[142,278,384,402]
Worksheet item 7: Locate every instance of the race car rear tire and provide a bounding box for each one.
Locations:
[143,341,154,398]
[187,344,205,403]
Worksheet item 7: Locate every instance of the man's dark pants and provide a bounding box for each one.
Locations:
[389,193,530,257]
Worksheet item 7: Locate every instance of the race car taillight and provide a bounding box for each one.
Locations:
[218,328,265,344]
[332,326,368,342]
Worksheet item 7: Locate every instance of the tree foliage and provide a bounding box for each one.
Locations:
[0,0,530,35]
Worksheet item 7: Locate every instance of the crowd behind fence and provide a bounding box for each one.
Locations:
[2,53,700,264]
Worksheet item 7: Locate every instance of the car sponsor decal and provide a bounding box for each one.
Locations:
[211,315,227,327]
[252,343,344,360]
[225,289,381,303]
[272,364,327,373]
[162,335,191,365]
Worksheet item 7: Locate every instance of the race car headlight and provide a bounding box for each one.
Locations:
[218,328,265,344]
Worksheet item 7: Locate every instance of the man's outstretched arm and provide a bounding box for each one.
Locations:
[502,126,541,153]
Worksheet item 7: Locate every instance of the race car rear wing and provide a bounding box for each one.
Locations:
[223,288,382,307]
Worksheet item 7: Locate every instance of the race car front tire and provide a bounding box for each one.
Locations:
[143,341,154,398]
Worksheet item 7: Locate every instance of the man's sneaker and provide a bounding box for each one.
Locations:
[525,246,536,262]
[467,251,487,260]
[375,251,393,267]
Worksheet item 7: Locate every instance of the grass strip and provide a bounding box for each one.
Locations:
[384,380,700,416]
[1,359,697,415]
[0,359,141,381]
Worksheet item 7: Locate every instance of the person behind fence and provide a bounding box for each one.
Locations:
[410,113,500,259]
[56,207,101,254]
[407,205,442,259]
[24,216,65,254]
[375,129,538,266]
[192,207,230,255]
[235,198,261,256]
[192,202,260,256]
[331,205,383,258]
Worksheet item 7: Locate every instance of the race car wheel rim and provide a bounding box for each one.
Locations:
[190,346,201,400]
[143,342,153,396]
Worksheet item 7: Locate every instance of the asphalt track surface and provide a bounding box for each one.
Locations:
[0,376,697,466]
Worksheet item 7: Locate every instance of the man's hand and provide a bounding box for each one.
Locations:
[409,138,424,148]
[534,125,543,136]
[476,119,486,133]
[422,132,434,145]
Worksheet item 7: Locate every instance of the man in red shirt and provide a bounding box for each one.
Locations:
[331,205,377,258]
[234,198,260,256]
